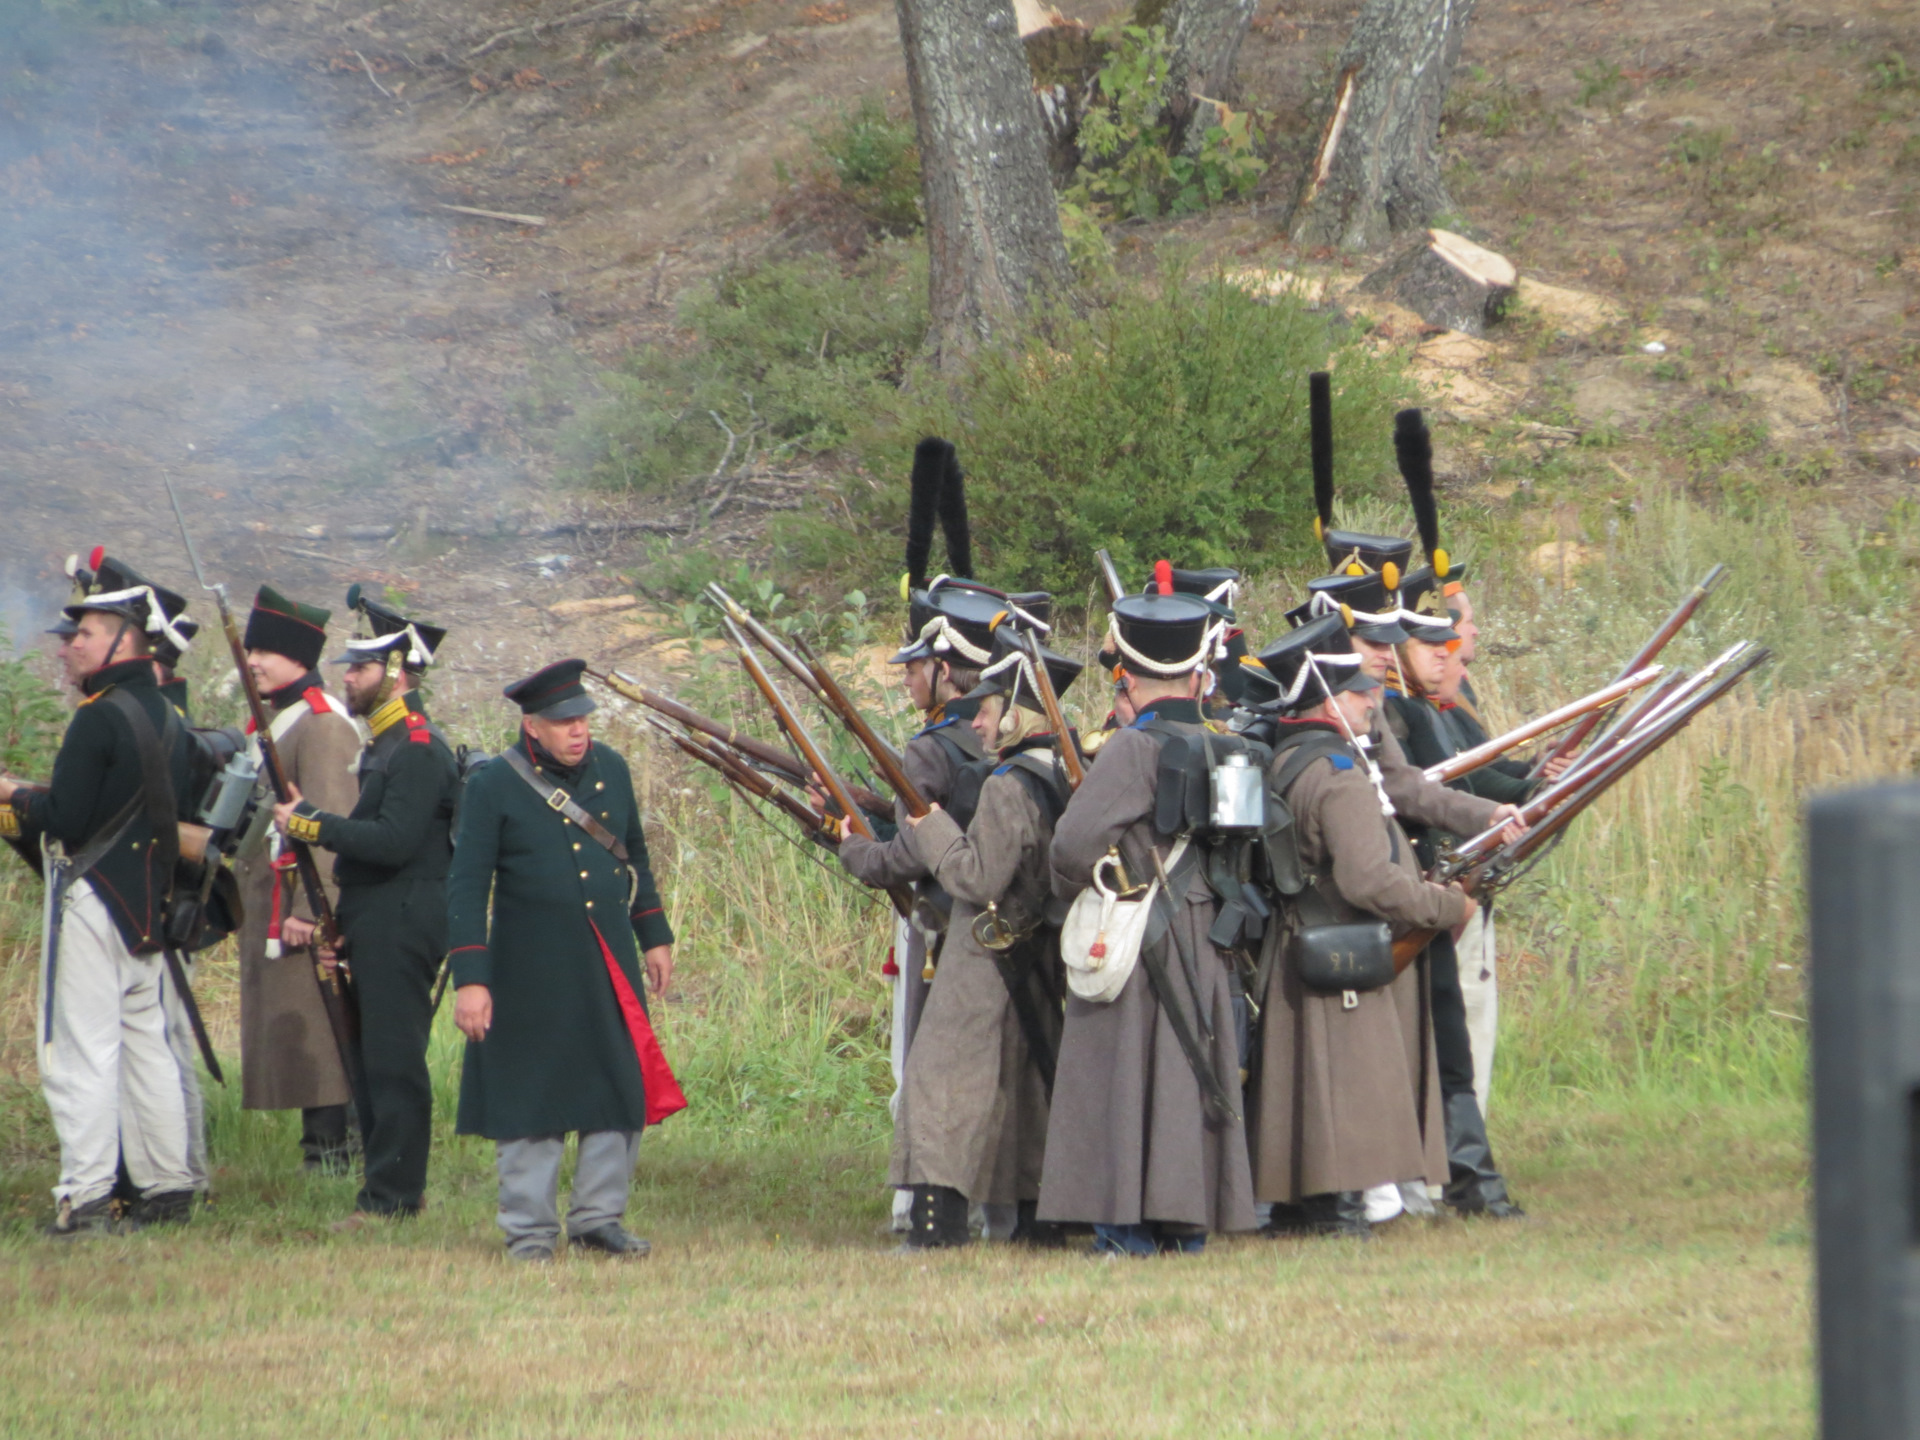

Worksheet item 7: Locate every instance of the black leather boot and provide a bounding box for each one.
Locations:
[1263,1192,1371,1238]
[1443,1092,1525,1219]
[904,1185,971,1249]
[1010,1198,1069,1249]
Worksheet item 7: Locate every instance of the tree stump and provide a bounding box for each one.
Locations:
[1360,229,1517,337]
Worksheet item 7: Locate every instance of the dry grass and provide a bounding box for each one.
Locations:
[0,1092,1806,1438]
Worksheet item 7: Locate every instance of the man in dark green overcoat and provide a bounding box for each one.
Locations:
[274,588,460,1220]
[445,659,682,1263]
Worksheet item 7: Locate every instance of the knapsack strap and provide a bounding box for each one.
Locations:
[101,688,182,893]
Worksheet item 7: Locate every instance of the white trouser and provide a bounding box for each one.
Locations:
[40,884,194,1208]
[1456,907,1499,1115]
[159,952,209,1190]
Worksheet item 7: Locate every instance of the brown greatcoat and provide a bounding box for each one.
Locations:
[837,714,982,1053]
[1037,706,1258,1233]
[237,689,362,1111]
[1247,721,1468,1202]
[1372,712,1502,837]
[892,753,1061,1204]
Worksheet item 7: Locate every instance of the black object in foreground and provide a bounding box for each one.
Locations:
[1809,782,1920,1440]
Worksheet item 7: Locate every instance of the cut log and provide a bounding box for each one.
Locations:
[1359,229,1517,337]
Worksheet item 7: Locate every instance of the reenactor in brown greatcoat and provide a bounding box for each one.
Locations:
[1039,588,1258,1256]
[234,587,363,1173]
[894,622,1078,1248]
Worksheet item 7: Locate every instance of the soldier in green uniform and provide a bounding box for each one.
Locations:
[445,660,683,1263]
[273,589,459,1219]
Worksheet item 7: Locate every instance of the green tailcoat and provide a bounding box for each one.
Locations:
[446,738,673,1140]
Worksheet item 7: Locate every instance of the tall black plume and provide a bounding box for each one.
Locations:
[1309,371,1334,537]
[937,443,973,580]
[905,437,949,589]
[1394,407,1442,572]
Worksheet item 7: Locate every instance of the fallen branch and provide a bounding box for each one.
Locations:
[439,203,547,227]
[467,0,637,58]
[354,50,395,99]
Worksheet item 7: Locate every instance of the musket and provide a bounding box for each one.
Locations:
[706,584,926,815]
[587,668,889,815]
[161,471,359,1074]
[645,716,834,837]
[1423,665,1663,784]
[1389,643,1770,974]
[1016,628,1085,791]
[1095,549,1127,605]
[1527,564,1728,779]
[724,618,913,916]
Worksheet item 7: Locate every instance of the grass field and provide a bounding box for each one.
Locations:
[0,1055,1807,1438]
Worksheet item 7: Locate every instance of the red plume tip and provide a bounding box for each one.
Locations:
[1153,560,1173,596]
[88,545,105,572]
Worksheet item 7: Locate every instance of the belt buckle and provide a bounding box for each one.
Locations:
[546,788,569,812]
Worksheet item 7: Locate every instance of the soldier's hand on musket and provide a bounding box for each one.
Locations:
[644,944,674,999]
[270,782,306,834]
[313,940,341,976]
[903,802,940,830]
[282,916,316,949]
[1490,803,1529,844]
[454,983,493,1042]
[1541,754,1573,781]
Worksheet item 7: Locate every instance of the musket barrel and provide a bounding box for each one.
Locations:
[1423,665,1662,784]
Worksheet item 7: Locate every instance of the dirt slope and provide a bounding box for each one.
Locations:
[0,0,1913,688]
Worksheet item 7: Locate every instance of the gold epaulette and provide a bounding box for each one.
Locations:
[1079,727,1111,756]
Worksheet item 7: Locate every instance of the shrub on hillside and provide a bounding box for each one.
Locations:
[574,243,928,493]
[0,640,62,777]
[782,263,1412,596]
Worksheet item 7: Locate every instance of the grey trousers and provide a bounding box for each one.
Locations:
[495,1130,641,1252]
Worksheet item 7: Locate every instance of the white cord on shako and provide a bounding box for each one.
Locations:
[1291,651,1396,818]
[344,623,439,669]
[73,585,195,654]
[1101,609,1229,679]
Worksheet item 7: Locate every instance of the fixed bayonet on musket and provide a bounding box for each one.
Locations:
[1095,549,1127,605]
[162,470,359,1074]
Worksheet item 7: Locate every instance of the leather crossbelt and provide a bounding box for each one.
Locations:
[501,748,638,903]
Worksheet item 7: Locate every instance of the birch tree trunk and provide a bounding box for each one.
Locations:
[896,0,1074,366]
[1289,0,1478,251]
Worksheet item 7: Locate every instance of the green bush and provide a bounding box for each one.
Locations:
[1067,24,1267,220]
[796,260,1412,597]
[573,243,928,493]
[0,638,63,777]
[809,95,922,234]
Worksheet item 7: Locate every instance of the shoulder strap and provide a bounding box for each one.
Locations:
[101,688,182,887]
[996,752,1069,828]
[501,746,629,862]
[1270,731,1348,801]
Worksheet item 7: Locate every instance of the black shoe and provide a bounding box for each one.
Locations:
[1263,1192,1371,1239]
[1009,1199,1070,1249]
[46,1195,117,1239]
[124,1189,198,1230]
[903,1185,971,1249]
[1442,1092,1527,1220]
[569,1223,652,1258]
[507,1242,555,1264]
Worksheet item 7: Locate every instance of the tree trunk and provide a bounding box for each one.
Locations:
[1359,228,1515,335]
[1155,0,1258,106]
[1289,0,1478,251]
[896,0,1075,366]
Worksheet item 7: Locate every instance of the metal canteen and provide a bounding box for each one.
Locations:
[1209,751,1267,832]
